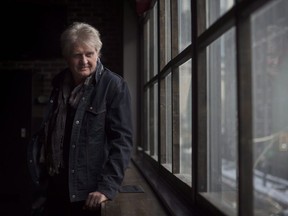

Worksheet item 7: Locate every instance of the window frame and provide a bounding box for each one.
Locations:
[135,0,279,216]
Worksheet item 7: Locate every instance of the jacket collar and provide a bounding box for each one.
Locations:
[94,58,104,84]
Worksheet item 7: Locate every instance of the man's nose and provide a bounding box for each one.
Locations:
[80,55,88,64]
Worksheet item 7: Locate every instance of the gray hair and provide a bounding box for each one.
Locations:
[60,22,102,58]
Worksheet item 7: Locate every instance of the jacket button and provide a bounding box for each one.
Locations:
[75,120,80,125]
[72,145,76,149]
[72,195,76,199]
[50,99,54,103]
[71,169,75,174]
[89,106,93,110]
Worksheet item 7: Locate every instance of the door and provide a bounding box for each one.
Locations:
[0,70,33,215]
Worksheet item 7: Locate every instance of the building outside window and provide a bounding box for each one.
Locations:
[138,0,288,215]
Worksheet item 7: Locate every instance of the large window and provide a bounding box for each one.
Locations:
[138,0,288,215]
[251,0,288,215]
[144,0,192,186]
[199,28,238,216]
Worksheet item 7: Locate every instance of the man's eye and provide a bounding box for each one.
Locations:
[86,53,94,57]
[72,54,81,58]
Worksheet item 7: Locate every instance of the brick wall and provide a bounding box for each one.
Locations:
[0,0,124,88]
[0,0,124,131]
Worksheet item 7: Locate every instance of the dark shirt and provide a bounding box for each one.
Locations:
[63,104,76,168]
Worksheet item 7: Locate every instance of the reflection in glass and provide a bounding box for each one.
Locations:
[202,28,238,216]
[177,59,192,186]
[251,0,288,215]
[206,0,234,28]
[178,0,191,53]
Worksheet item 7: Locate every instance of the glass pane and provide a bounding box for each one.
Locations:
[251,0,288,215]
[145,88,150,153]
[201,28,238,216]
[151,3,158,77]
[178,0,191,53]
[206,0,234,28]
[163,73,172,171]
[144,20,150,83]
[165,0,171,64]
[153,83,159,160]
[149,86,155,158]
[177,59,192,186]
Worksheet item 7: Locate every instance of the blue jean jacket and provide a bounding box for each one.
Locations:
[27,61,133,202]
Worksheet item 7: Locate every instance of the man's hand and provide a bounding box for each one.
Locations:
[84,191,108,211]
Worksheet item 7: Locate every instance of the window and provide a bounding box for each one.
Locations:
[251,0,288,215]
[206,0,234,29]
[146,0,192,174]
[151,83,158,160]
[177,59,192,185]
[151,2,158,77]
[144,89,150,153]
[171,0,192,58]
[161,72,172,171]
[199,28,238,216]
[137,0,288,215]
[144,20,150,83]
[178,0,191,53]
[144,3,159,161]
[160,0,171,70]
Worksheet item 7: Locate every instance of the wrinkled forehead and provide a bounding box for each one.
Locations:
[71,41,97,53]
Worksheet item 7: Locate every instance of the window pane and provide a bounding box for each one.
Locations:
[165,0,171,64]
[145,89,150,153]
[174,59,192,186]
[201,28,238,216]
[251,0,288,215]
[151,3,158,77]
[144,20,150,82]
[148,84,158,160]
[178,0,191,53]
[153,83,159,160]
[206,0,234,28]
[163,73,172,171]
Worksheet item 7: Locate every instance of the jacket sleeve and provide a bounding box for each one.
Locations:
[27,86,58,186]
[97,78,133,200]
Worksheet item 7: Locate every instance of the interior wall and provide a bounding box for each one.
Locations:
[123,0,139,155]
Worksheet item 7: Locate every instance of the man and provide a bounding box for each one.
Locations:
[28,22,133,215]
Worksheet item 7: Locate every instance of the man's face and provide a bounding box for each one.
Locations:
[66,42,98,85]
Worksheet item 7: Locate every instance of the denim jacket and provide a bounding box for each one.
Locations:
[27,61,133,201]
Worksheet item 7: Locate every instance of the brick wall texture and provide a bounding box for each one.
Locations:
[0,0,124,97]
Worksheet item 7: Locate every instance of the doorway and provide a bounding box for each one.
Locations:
[0,70,33,215]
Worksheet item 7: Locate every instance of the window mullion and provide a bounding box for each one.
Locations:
[236,9,254,216]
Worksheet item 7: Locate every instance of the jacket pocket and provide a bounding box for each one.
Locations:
[85,107,106,136]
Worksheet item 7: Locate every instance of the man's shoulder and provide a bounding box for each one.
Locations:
[101,68,125,84]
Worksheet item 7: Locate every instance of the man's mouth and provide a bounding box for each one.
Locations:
[79,67,89,71]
